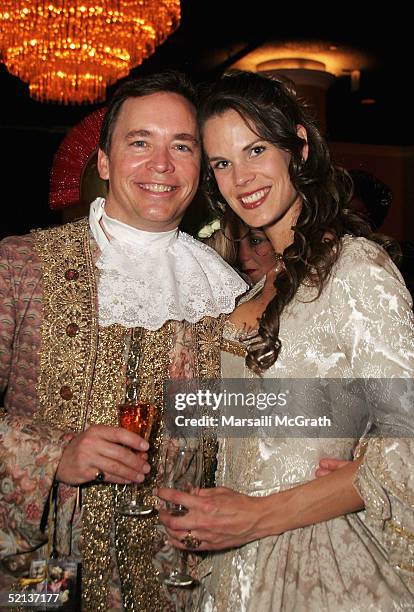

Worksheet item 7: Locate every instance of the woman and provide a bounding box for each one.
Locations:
[157,72,414,611]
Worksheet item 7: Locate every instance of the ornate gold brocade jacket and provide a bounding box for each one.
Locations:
[0,219,224,611]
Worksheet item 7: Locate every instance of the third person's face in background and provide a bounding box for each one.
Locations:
[238,229,278,285]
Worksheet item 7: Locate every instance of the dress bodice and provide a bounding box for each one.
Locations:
[218,235,414,495]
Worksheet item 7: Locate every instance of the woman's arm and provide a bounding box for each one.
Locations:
[157,457,363,551]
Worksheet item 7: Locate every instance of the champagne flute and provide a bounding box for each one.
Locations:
[160,440,203,587]
[117,400,159,517]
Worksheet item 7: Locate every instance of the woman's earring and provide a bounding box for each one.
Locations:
[273,253,285,273]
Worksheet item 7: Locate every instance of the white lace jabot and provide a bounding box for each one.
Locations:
[89,198,248,330]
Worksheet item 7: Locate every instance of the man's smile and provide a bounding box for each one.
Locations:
[138,182,177,193]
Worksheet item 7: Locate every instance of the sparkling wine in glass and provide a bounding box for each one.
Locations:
[117,401,158,517]
[160,441,203,587]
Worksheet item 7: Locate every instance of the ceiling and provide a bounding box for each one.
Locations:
[0,1,410,237]
[1,1,410,143]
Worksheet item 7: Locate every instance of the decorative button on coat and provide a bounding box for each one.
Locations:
[59,385,73,400]
[64,269,79,281]
[66,323,79,337]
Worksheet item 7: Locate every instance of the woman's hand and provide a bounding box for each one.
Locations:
[157,458,364,552]
[315,458,350,478]
[156,486,266,551]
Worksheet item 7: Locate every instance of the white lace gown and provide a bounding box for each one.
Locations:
[196,236,414,612]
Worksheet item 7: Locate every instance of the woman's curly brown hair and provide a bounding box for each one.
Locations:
[198,71,396,374]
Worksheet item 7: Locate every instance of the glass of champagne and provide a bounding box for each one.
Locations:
[160,440,203,587]
[117,400,159,517]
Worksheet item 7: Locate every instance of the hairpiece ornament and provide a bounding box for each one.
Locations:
[49,107,107,210]
[197,219,221,239]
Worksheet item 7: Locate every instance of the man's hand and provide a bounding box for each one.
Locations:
[55,424,150,485]
[315,458,350,478]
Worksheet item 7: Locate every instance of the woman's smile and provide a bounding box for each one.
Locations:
[238,186,271,209]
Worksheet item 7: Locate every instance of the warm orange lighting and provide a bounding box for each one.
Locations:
[0,1,181,104]
[257,58,326,71]
[231,41,375,78]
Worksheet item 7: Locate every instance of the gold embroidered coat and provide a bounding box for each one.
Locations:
[0,219,223,611]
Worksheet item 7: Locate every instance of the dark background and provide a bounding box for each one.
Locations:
[1,2,411,238]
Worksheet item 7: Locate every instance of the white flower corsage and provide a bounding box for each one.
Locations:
[197,219,221,239]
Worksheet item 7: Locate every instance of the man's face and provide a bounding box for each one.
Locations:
[98,92,200,231]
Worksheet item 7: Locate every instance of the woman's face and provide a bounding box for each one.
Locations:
[238,229,278,285]
[203,109,302,229]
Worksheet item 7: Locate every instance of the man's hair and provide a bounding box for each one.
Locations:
[99,71,198,154]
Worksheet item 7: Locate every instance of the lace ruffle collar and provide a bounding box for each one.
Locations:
[89,198,248,330]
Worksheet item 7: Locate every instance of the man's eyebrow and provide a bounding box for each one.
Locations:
[126,129,151,139]
[125,130,199,145]
[173,133,199,145]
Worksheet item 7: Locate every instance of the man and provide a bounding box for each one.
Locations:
[0,72,246,611]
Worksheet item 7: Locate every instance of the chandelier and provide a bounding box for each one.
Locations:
[0,1,181,104]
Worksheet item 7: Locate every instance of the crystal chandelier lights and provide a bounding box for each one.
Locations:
[0,1,181,104]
